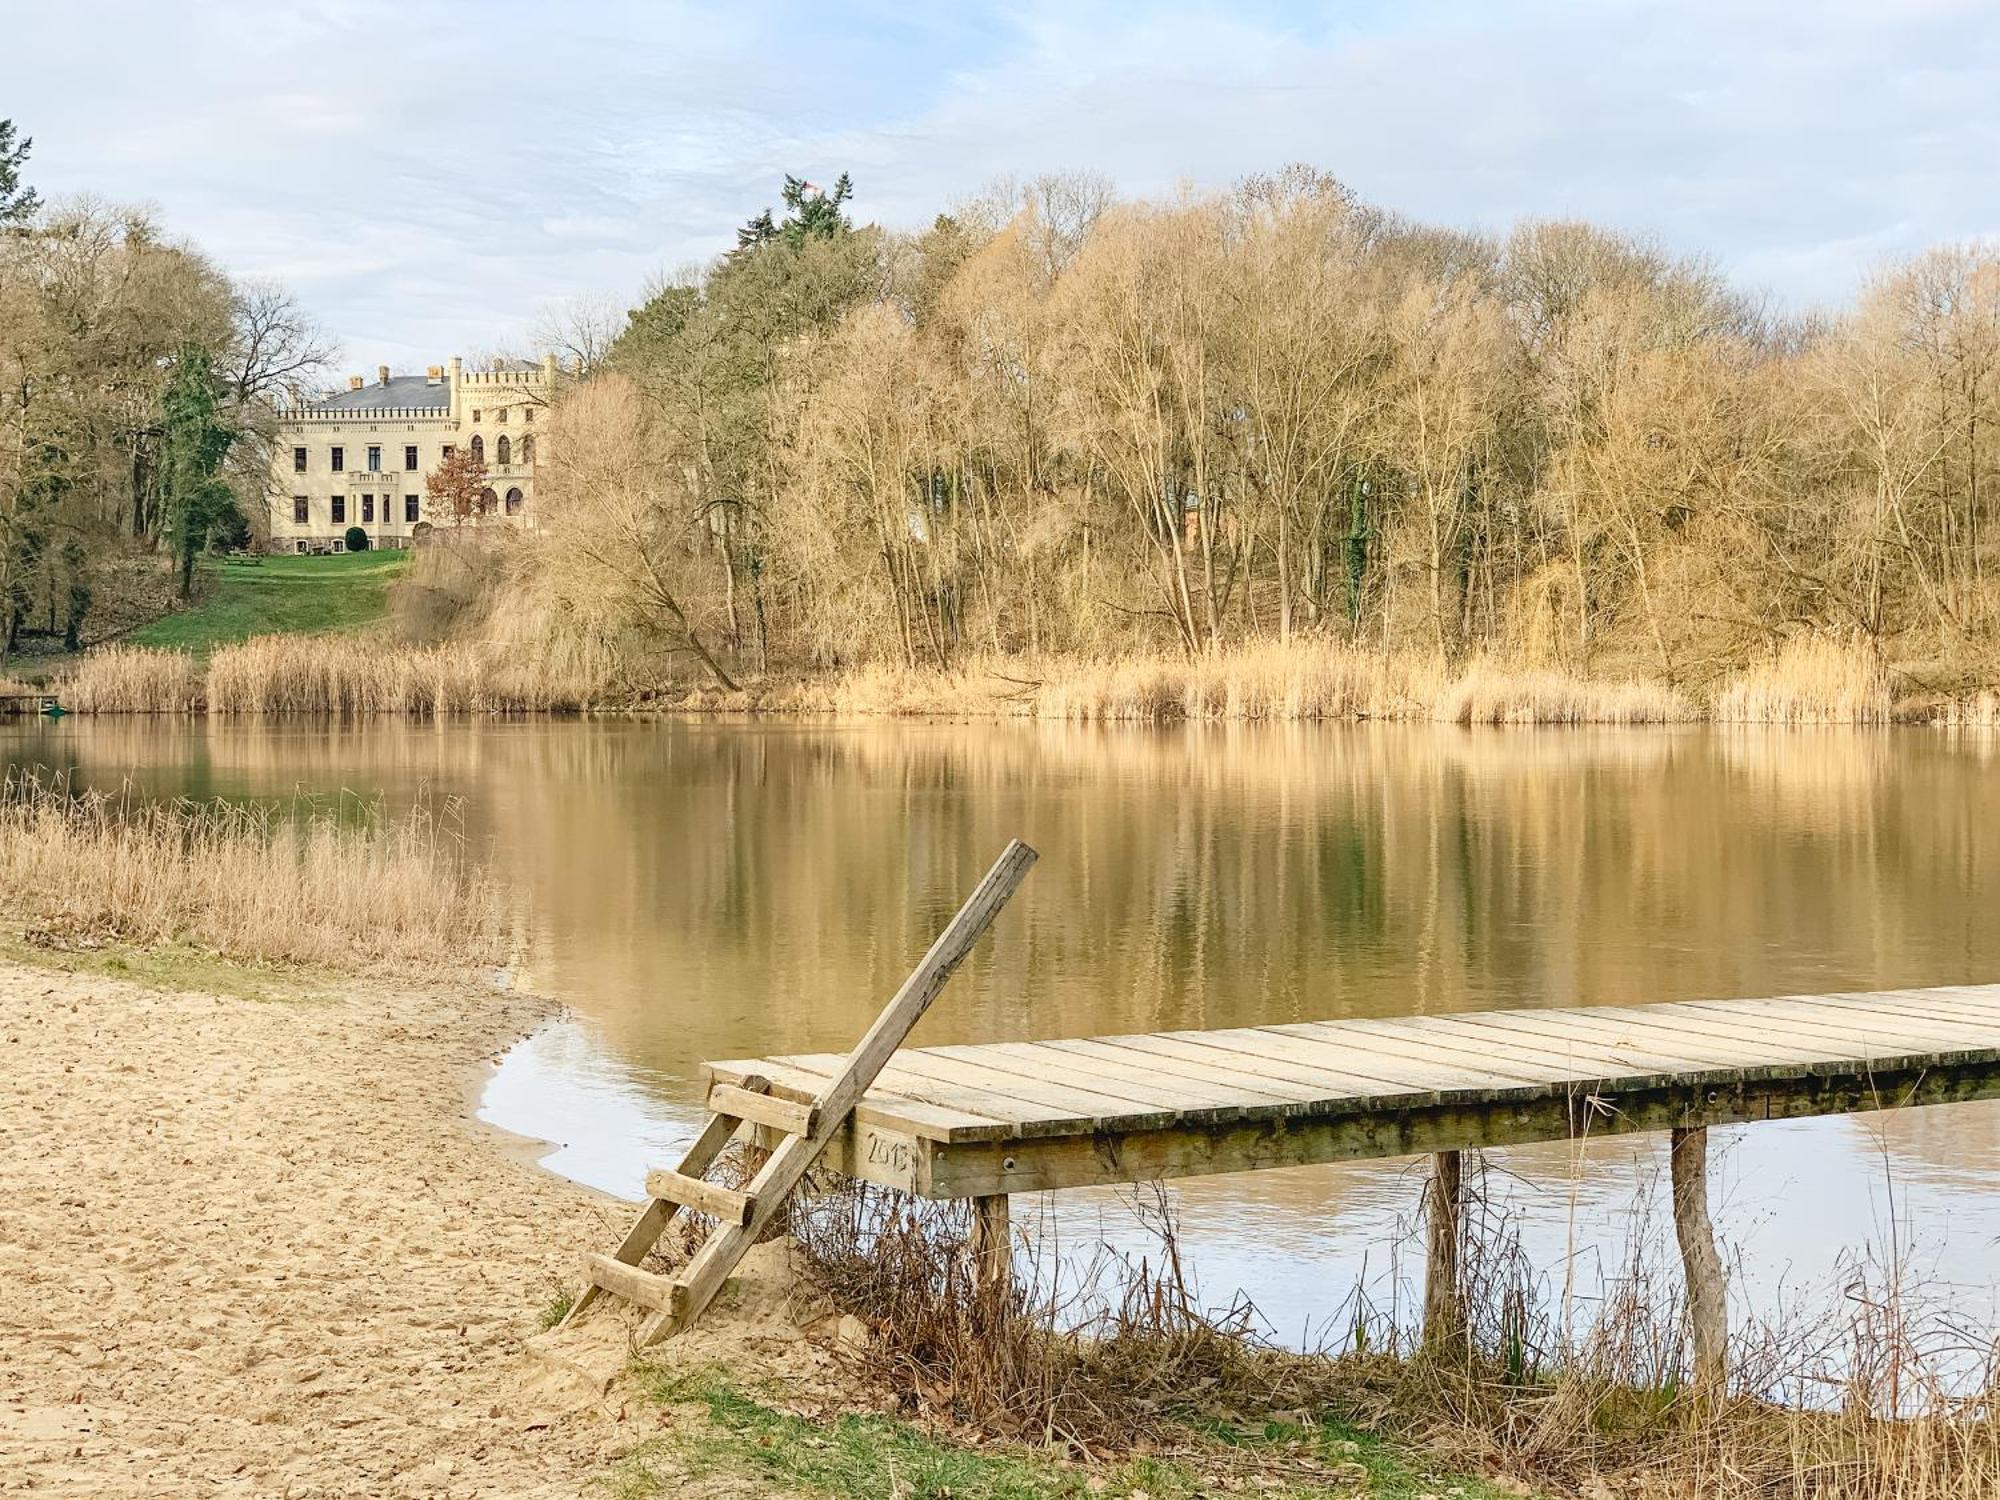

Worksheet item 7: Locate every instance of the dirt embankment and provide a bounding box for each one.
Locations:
[0,961,697,1498]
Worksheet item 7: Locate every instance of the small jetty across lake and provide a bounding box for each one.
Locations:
[569,840,2000,1381]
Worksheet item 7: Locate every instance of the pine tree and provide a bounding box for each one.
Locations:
[0,120,39,226]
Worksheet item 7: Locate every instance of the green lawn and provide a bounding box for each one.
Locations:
[126,551,409,657]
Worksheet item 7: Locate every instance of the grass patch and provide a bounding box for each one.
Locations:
[126,552,410,658]
[621,1366,1524,1500]
[0,925,333,1003]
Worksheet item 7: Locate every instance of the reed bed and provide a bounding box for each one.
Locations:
[56,634,613,715]
[0,770,506,971]
[741,644,1694,725]
[59,645,204,713]
[772,1175,2000,1499]
[1716,634,1894,725]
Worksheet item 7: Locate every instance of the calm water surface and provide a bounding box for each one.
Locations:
[10,717,2000,1345]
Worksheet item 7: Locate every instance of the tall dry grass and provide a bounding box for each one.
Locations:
[57,635,614,715]
[0,770,507,971]
[59,645,204,713]
[767,1173,2000,1499]
[206,634,610,714]
[740,643,1695,725]
[1716,634,1893,725]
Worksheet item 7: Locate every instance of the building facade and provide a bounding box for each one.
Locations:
[266,354,556,552]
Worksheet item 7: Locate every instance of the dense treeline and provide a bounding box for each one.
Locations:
[0,122,329,658]
[514,166,2000,699]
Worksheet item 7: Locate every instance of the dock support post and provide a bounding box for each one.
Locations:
[969,1193,1012,1329]
[1669,1126,1727,1396]
[1422,1149,1465,1356]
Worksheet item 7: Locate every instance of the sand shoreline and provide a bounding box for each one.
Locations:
[0,959,668,1497]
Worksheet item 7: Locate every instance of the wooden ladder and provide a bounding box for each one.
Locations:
[565,838,1038,1346]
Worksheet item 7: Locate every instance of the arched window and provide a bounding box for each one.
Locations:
[496,435,511,465]
[470,434,484,463]
[478,486,499,514]
[505,487,524,515]
[520,435,534,464]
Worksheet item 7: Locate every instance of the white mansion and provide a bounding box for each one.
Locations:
[267,355,556,551]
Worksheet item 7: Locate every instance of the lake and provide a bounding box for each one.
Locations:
[10,715,2000,1352]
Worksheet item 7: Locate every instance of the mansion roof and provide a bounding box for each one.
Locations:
[308,376,452,413]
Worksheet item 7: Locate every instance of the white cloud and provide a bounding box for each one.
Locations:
[6,0,1995,366]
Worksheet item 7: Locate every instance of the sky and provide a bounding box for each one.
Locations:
[4,0,1996,372]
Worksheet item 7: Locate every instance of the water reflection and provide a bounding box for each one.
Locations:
[8,716,2000,1340]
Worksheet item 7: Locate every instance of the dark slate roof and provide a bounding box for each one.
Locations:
[308,375,452,412]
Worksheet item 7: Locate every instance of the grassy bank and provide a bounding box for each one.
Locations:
[126,552,410,657]
[613,1366,1526,1500]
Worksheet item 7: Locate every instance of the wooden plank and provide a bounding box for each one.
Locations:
[643,839,1037,1343]
[1168,1025,1496,1095]
[1651,1000,2000,1059]
[1143,1028,1434,1098]
[1789,989,2000,1037]
[1354,1013,1748,1079]
[708,1055,1007,1140]
[708,1083,819,1137]
[644,1169,756,1227]
[1035,1036,1309,1105]
[923,1039,1294,1115]
[583,1253,678,1312]
[1429,1008,1840,1073]
[1254,1022,1587,1091]
[770,1050,1094,1133]
[564,1105,739,1325]
[886,1048,1195,1130]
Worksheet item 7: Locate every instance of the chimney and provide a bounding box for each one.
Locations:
[426,364,443,384]
[378,364,391,386]
[347,375,365,391]
[448,355,462,380]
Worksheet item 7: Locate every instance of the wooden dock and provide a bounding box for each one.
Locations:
[705,985,2000,1199]
[569,840,2000,1381]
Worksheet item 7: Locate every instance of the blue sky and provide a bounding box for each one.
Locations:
[5,0,1995,370]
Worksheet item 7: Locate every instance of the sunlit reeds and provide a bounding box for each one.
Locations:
[0,770,506,971]
[1716,634,1893,725]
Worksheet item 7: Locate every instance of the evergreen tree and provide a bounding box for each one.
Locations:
[0,119,39,225]
[778,172,852,246]
[735,208,776,251]
[158,346,239,598]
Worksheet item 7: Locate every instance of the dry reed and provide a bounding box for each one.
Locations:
[1716,634,1894,725]
[57,634,614,715]
[776,1171,2000,1499]
[0,770,507,971]
[59,645,204,713]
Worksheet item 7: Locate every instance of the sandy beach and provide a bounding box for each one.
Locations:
[0,959,684,1498]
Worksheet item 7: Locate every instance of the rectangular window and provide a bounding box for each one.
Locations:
[496,407,507,423]
[292,446,307,473]
[404,494,419,523]
[524,407,534,423]
[366,444,382,472]
[471,410,481,423]
[332,538,345,553]
[362,494,375,523]
[292,495,308,524]
[295,540,308,554]
[331,494,346,523]
[330,446,344,473]
[404,445,418,470]
[441,444,455,460]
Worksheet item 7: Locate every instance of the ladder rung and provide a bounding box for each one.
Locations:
[646,1168,756,1227]
[709,1083,819,1138]
[583,1253,681,1312]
